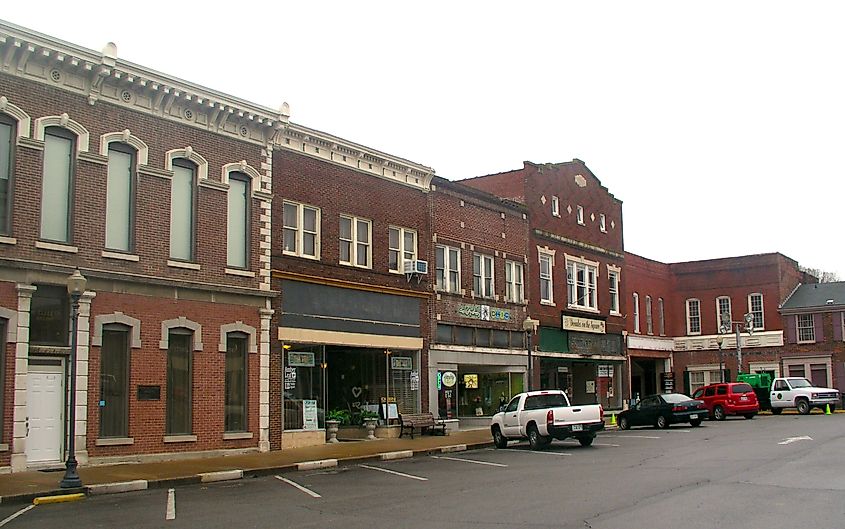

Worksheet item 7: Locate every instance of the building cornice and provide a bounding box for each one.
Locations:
[272,269,431,299]
[673,330,784,352]
[533,229,624,260]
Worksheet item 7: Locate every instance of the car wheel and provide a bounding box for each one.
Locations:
[796,399,811,415]
[714,405,726,421]
[578,435,594,447]
[771,407,783,415]
[743,413,756,420]
[656,415,669,429]
[527,425,549,450]
[492,426,508,449]
[690,419,702,427]
[619,416,630,430]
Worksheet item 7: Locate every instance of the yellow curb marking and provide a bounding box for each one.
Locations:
[33,493,85,505]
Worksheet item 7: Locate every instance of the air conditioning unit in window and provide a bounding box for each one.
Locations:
[403,259,428,275]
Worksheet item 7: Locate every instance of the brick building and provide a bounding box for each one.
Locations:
[428,176,529,424]
[460,160,626,410]
[0,22,279,472]
[779,282,845,392]
[270,127,434,448]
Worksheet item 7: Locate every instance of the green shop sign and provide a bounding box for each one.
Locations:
[457,304,512,322]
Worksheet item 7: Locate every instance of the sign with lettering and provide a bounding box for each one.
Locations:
[410,370,419,391]
[441,371,457,387]
[284,367,296,390]
[392,356,413,370]
[302,400,318,430]
[464,374,479,389]
[568,332,623,356]
[562,315,606,334]
[288,351,315,367]
[458,304,512,322]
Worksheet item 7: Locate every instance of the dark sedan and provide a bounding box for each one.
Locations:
[618,393,705,430]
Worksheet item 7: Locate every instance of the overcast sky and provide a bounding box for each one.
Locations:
[4,2,843,279]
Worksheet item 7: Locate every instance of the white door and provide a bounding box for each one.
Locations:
[26,362,65,464]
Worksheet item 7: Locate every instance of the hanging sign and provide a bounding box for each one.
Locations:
[442,371,457,387]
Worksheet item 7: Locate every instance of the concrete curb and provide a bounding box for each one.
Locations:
[88,480,148,495]
[199,470,243,483]
[380,450,413,460]
[296,459,338,471]
[33,493,85,505]
[440,444,467,453]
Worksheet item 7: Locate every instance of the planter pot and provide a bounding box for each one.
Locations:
[325,420,340,443]
[363,418,378,440]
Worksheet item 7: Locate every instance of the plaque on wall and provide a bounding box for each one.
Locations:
[137,385,161,401]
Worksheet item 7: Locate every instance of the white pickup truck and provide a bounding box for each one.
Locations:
[490,390,605,450]
[769,377,841,415]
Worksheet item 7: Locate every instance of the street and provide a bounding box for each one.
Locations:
[4,414,844,529]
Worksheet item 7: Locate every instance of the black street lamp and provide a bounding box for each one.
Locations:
[719,311,755,378]
[522,317,539,391]
[60,269,87,489]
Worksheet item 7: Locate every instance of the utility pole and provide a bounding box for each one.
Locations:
[720,311,755,377]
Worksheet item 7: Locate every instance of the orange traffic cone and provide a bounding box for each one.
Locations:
[825,404,832,415]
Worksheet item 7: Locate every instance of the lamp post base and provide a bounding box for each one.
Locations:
[60,457,82,489]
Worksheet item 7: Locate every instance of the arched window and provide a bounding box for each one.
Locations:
[633,293,640,334]
[227,171,250,268]
[170,159,197,261]
[40,127,76,243]
[105,142,137,252]
[0,113,15,235]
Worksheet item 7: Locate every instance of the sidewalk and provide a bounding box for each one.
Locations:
[0,428,494,505]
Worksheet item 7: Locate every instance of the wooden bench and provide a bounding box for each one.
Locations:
[399,412,446,438]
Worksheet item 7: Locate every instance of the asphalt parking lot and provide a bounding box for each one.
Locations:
[4,414,844,529]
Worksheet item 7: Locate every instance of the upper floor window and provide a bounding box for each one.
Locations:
[339,215,371,268]
[608,269,620,314]
[227,172,250,268]
[0,114,14,235]
[658,298,665,336]
[716,296,732,331]
[748,293,764,330]
[40,127,75,243]
[576,205,585,225]
[539,251,554,304]
[686,298,701,335]
[633,293,640,333]
[170,159,196,261]
[389,226,417,273]
[282,201,320,259]
[566,257,598,311]
[551,196,560,217]
[505,260,524,303]
[645,295,653,334]
[473,253,495,298]
[105,143,136,252]
[797,314,815,343]
[599,214,607,233]
[435,245,461,294]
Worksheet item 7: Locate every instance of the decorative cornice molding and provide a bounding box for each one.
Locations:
[534,229,624,260]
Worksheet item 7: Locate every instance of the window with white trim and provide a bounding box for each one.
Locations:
[566,257,598,311]
[686,299,701,335]
[551,196,560,217]
[170,159,196,261]
[227,172,250,268]
[40,127,75,243]
[716,296,731,332]
[389,226,417,273]
[633,293,640,333]
[505,260,524,303]
[748,293,764,330]
[608,269,620,314]
[599,214,607,233]
[436,245,461,293]
[282,201,320,259]
[658,298,665,336]
[797,314,815,343]
[339,215,371,268]
[688,368,724,394]
[473,253,495,298]
[105,143,136,252]
[539,251,554,304]
[576,205,585,225]
[646,295,653,335]
[0,115,14,235]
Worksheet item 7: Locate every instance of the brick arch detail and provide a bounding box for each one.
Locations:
[92,312,142,348]
[218,321,258,354]
[159,317,204,351]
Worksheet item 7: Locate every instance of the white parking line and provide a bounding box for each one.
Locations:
[359,464,429,481]
[560,441,620,447]
[165,488,176,521]
[431,455,508,467]
[603,435,661,439]
[665,429,692,433]
[275,475,322,498]
[485,448,572,456]
[0,505,34,527]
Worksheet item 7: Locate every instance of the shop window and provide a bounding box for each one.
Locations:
[30,285,69,346]
[225,332,249,432]
[100,325,129,438]
[283,201,320,259]
[170,159,196,261]
[510,331,526,349]
[788,365,805,378]
[457,371,524,417]
[40,127,75,243]
[227,172,250,268]
[105,143,136,252]
[810,364,828,387]
[166,330,193,435]
[0,115,13,235]
[476,327,491,347]
[284,345,324,430]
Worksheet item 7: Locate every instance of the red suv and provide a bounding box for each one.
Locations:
[691,382,759,420]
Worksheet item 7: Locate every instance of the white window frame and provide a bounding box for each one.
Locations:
[282,201,320,259]
[576,205,585,225]
[797,314,815,343]
[686,298,701,335]
[841,312,845,342]
[388,226,417,273]
[658,298,665,336]
[436,244,461,294]
[645,295,653,335]
[633,293,640,334]
[339,214,372,268]
[473,253,495,299]
[505,260,524,303]
[566,255,598,312]
[551,196,560,217]
[716,296,732,332]
[748,293,764,331]
[538,248,555,305]
[688,365,724,394]
[599,214,607,233]
[608,267,620,315]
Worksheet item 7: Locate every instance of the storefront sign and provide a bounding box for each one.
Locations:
[302,400,318,430]
[568,332,623,355]
[562,315,606,334]
[288,351,315,367]
[410,370,419,390]
[464,374,479,389]
[441,371,457,387]
[457,304,511,322]
[661,372,675,393]
[392,356,413,370]
[557,366,570,373]
[598,365,613,377]
[284,367,297,390]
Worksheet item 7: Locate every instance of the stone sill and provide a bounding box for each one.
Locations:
[164,435,198,443]
[168,260,201,270]
[102,251,140,262]
[35,240,78,253]
[223,432,254,440]
[0,236,16,245]
[225,268,256,278]
[96,437,135,446]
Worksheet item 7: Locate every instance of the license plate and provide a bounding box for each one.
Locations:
[572,424,583,431]
[690,414,698,420]
[740,396,748,401]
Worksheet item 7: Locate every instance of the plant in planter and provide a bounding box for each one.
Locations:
[359,410,380,440]
[326,409,352,426]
